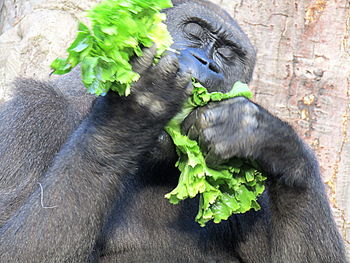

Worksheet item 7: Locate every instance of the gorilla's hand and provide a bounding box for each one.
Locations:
[181,97,259,166]
[131,47,192,118]
[181,97,308,182]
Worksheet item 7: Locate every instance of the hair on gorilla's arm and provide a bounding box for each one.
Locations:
[0,78,87,226]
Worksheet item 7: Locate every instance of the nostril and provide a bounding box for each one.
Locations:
[192,53,208,65]
[208,63,220,74]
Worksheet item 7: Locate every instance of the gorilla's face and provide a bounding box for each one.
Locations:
[165,0,256,92]
[148,0,257,163]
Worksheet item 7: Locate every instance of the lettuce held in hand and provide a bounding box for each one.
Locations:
[165,81,266,227]
[51,0,173,96]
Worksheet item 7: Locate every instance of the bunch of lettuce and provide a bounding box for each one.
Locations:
[165,81,266,226]
[51,0,173,96]
[50,0,266,227]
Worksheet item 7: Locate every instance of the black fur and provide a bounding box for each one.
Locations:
[0,0,346,262]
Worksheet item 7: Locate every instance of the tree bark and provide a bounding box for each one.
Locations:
[1,0,350,258]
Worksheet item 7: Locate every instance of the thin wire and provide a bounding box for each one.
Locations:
[38,182,58,209]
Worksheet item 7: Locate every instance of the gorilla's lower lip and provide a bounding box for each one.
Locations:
[191,77,202,86]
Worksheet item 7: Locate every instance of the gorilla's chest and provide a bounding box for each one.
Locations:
[95,182,240,262]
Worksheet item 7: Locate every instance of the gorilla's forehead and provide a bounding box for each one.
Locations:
[171,0,232,21]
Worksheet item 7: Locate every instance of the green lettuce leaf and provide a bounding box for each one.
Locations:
[51,0,173,96]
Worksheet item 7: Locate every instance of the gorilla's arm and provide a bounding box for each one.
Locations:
[0,78,88,226]
[0,52,191,262]
[183,97,347,262]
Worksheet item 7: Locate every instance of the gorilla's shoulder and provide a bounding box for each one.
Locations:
[12,68,95,120]
[13,78,65,100]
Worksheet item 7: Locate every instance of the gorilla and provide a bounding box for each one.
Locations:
[0,0,347,262]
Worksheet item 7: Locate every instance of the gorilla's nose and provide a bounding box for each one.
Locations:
[178,48,224,88]
[190,50,220,74]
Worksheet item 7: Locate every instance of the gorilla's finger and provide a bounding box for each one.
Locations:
[197,132,210,155]
[155,53,180,79]
[202,104,232,125]
[181,109,198,135]
[187,124,200,141]
[205,146,224,168]
[200,108,218,126]
[131,45,157,74]
[175,71,192,94]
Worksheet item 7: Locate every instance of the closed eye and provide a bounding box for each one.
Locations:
[184,22,205,40]
[217,46,236,59]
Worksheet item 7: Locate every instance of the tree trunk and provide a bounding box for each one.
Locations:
[1,0,350,258]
